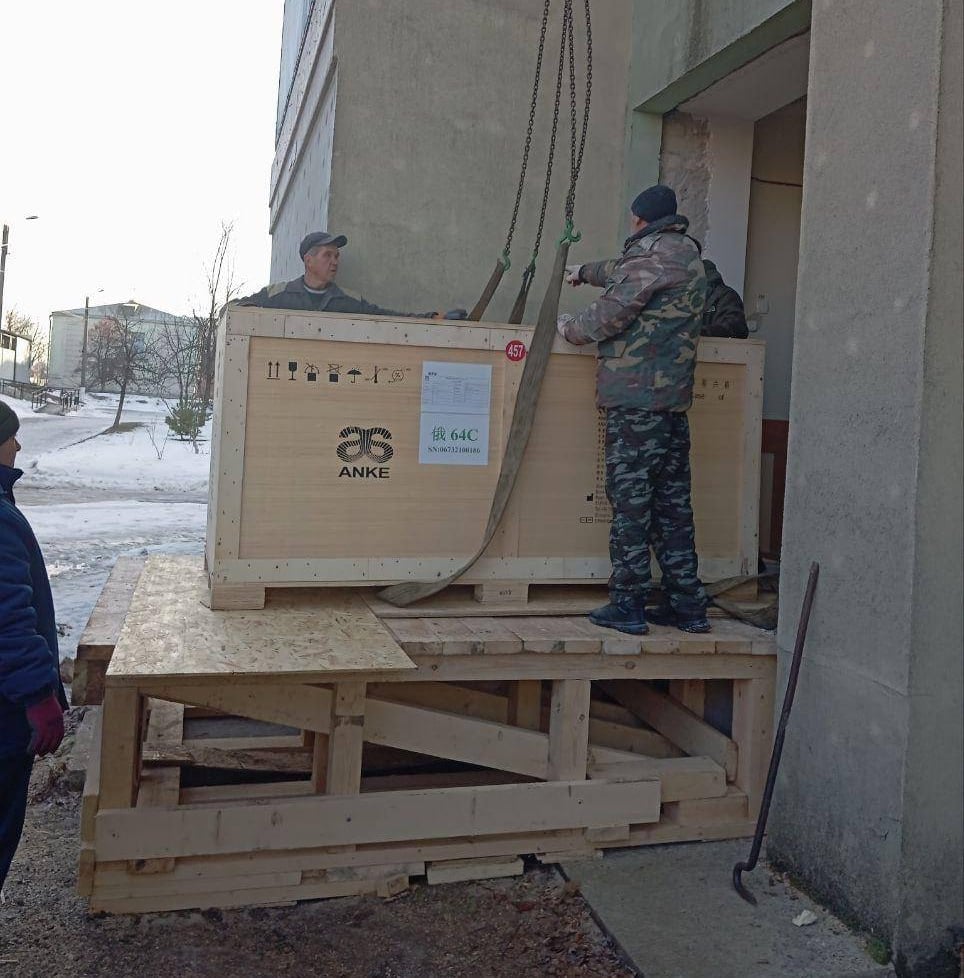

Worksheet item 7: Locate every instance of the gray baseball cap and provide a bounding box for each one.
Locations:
[299,231,348,259]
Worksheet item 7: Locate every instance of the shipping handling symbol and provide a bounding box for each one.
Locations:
[288,361,298,381]
[347,368,363,384]
[266,361,280,380]
[305,363,319,382]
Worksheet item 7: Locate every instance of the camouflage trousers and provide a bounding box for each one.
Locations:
[604,407,708,619]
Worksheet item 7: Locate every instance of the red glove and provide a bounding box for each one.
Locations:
[25,694,65,757]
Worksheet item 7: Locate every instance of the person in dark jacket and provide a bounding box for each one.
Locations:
[235,231,466,319]
[701,259,749,339]
[0,401,67,892]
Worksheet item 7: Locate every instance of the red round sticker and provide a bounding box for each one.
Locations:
[505,340,527,362]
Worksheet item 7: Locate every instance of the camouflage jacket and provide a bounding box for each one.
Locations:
[559,215,706,412]
[235,278,435,318]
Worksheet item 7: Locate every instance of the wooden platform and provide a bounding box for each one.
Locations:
[80,556,776,914]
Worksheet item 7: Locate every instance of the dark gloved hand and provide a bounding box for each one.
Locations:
[25,693,66,757]
[443,308,468,320]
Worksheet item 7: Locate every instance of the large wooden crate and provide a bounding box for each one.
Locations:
[206,308,764,607]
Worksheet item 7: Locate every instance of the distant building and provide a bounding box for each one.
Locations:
[47,300,193,396]
[0,327,31,384]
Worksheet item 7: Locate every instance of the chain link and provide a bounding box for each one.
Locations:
[502,0,552,260]
[565,0,592,225]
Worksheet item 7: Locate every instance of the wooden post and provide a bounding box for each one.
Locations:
[322,682,367,795]
[98,687,144,810]
[508,680,542,730]
[546,680,591,781]
[668,679,706,718]
[731,660,776,819]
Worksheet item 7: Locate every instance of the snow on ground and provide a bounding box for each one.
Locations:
[3,392,212,493]
[2,391,210,662]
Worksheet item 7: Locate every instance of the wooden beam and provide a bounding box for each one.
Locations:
[508,680,542,730]
[153,683,333,733]
[324,681,366,795]
[731,663,776,818]
[599,680,738,781]
[668,679,706,717]
[546,680,590,780]
[588,755,726,802]
[95,779,662,861]
[98,687,143,810]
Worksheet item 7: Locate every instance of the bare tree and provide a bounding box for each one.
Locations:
[4,308,48,385]
[83,303,164,430]
[158,316,207,450]
[193,222,240,407]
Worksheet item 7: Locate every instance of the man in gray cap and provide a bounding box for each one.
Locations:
[236,231,465,318]
[0,401,67,892]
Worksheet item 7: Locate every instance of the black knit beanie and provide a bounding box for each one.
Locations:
[631,184,678,222]
[0,401,20,445]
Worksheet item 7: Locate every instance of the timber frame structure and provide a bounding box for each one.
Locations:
[78,556,776,914]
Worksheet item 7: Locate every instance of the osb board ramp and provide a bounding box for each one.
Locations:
[94,779,662,862]
[107,556,415,686]
[207,308,763,595]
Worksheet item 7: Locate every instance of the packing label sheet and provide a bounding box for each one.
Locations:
[419,361,492,465]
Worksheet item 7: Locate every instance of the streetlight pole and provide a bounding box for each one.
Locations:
[0,216,39,330]
[80,289,104,391]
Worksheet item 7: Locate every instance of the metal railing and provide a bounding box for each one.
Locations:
[30,386,81,413]
[0,377,42,402]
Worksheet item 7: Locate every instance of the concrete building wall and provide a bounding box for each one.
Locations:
[771,1,963,974]
[744,98,806,420]
[47,313,84,388]
[269,0,635,323]
[659,112,710,243]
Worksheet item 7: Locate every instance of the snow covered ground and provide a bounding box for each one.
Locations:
[1,393,209,661]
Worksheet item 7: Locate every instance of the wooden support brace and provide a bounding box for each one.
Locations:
[205,583,266,610]
[98,687,144,810]
[668,679,706,718]
[508,680,542,730]
[547,680,590,780]
[321,681,366,795]
[599,679,738,781]
[731,662,776,819]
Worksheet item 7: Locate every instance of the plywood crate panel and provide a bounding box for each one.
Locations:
[207,308,763,592]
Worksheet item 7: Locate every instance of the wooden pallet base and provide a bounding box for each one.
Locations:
[78,556,776,915]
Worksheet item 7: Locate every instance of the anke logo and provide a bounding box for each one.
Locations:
[337,426,393,479]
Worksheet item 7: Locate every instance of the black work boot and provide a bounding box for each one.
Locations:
[588,595,649,635]
[647,601,712,634]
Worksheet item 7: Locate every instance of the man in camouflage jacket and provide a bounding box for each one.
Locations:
[557,185,710,635]
[236,231,464,320]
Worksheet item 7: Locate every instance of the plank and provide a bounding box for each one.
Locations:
[661,786,749,827]
[426,857,524,885]
[546,680,590,780]
[588,755,726,802]
[153,683,333,732]
[508,680,542,730]
[373,652,775,684]
[133,700,185,873]
[107,556,415,685]
[599,680,738,781]
[366,584,610,619]
[95,779,662,861]
[143,745,312,775]
[668,679,706,717]
[93,829,590,885]
[72,556,145,705]
[80,709,104,845]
